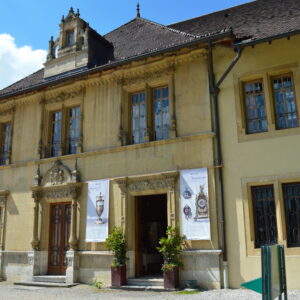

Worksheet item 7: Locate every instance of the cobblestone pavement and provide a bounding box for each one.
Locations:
[1,282,300,300]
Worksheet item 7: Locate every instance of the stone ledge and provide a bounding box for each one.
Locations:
[182,250,222,256]
[77,251,112,256]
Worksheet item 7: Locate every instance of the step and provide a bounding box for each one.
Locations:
[14,281,78,288]
[117,285,166,292]
[33,275,66,284]
[127,277,164,287]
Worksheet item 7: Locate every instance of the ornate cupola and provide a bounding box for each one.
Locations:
[44,7,114,79]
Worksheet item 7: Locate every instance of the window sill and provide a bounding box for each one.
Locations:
[237,126,300,143]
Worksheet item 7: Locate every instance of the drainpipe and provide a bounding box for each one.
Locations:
[207,40,242,289]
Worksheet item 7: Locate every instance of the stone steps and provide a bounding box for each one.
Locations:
[14,275,78,288]
[117,276,166,291]
[14,281,78,288]
[33,275,66,283]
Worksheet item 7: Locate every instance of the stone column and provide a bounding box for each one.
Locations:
[165,174,177,227]
[69,195,78,250]
[115,178,127,234]
[0,191,8,281]
[31,190,41,250]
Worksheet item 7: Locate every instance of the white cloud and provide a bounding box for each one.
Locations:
[0,34,47,90]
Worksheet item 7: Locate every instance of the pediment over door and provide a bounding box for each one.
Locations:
[41,160,73,187]
[32,160,81,200]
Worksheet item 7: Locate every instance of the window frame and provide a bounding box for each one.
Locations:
[271,73,299,130]
[242,79,268,134]
[235,64,300,142]
[0,121,12,166]
[43,98,82,158]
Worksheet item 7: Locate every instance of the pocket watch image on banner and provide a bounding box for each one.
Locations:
[183,204,192,220]
[194,185,209,221]
[95,192,105,224]
[183,185,192,199]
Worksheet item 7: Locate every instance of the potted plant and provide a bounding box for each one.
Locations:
[157,225,186,290]
[105,227,127,287]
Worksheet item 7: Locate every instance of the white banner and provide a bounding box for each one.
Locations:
[180,168,211,240]
[86,179,110,242]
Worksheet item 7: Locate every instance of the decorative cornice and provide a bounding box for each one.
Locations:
[114,171,178,194]
[44,86,84,104]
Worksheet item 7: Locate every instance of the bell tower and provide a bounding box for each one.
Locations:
[44,7,113,78]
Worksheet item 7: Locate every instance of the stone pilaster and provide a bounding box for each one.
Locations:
[65,250,79,284]
[31,190,41,250]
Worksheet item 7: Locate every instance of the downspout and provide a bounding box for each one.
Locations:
[207,40,242,289]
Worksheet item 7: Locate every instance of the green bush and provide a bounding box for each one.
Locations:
[105,227,127,268]
[157,225,186,271]
[91,279,102,289]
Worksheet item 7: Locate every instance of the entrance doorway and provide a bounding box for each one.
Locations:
[135,194,168,277]
[48,202,71,275]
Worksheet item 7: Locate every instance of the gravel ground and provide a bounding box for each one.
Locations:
[1,282,300,300]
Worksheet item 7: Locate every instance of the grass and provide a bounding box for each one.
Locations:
[176,290,200,295]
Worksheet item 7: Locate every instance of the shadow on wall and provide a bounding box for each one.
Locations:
[6,194,19,215]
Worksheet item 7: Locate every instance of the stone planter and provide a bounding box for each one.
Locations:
[111,265,126,287]
[163,267,179,290]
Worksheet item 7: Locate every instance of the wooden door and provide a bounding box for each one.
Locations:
[48,202,71,275]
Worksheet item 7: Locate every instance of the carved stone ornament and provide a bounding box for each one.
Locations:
[115,172,178,194]
[41,160,73,187]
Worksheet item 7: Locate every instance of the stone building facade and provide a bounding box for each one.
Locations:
[1,0,300,290]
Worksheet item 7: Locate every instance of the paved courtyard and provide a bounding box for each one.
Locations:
[1,282,300,300]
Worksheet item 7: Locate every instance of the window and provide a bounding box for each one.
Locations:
[130,86,170,144]
[131,92,146,144]
[49,106,80,157]
[51,111,62,157]
[251,185,277,248]
[67,106,81,154]
[282,183,300,247]
[272,75,298,130]
[243,81,267,134]
[66,30,75,47]
[153,87,170,140]
[0,122,12,165]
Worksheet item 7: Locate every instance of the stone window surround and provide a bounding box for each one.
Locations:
[119,72,177,146]
[234,62,300,142]
[0,107,15,166]
[40,90,84,159]
[242,172,300,257]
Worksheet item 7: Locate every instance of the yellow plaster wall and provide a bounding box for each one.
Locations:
[0,51,218,255]
[215,35,300,289]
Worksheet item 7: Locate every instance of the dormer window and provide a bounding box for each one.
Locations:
[66,30,75,46]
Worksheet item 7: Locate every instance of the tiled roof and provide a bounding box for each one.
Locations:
[2,0,300,97]
[104,17,198,60]
[169,0,300,43]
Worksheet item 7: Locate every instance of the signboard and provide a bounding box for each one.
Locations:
[85,179,110,242]
[180,168,211,240]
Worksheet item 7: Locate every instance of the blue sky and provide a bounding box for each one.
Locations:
[0,0,251,89]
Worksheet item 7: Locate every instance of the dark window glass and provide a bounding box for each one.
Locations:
[273,75,298,129]
[131,92,146,144]
[1,123,11,165]
[282,183,300,247]
[153,86,169,140]
[51,111,62,157]
[66,31,74,46]
[67,107,80,154]
[244,81,267,134]
[251,185,277,248]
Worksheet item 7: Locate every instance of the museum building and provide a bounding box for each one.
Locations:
[1,0,300,290]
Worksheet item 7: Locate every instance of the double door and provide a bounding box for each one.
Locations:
[48,202,71,275]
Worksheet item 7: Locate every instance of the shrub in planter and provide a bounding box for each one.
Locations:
[157,226,185,290]
[105,227,127,287]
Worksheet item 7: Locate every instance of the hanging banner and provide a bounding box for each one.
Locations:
[180,168,211,240]
[86,179,110,242]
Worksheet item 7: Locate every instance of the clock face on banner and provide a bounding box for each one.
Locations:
[180,168,211,240]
